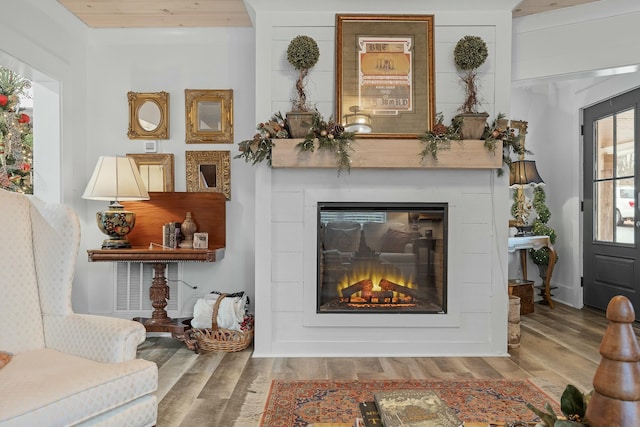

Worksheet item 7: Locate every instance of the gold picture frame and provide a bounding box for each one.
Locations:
[126,153,175,192]
[185,89,234,144]
[185,150,231,200]
[336,14,435,139]
[127,92,170,139]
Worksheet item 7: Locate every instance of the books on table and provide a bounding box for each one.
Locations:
[373,390,463,427]
[359,401,382,427]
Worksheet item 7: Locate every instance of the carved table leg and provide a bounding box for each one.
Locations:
[146,262,171,325]
[132,263,193,338]
[543,245,557,309]
[519,249,528,280]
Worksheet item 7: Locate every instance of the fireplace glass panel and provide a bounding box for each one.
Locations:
[317,202,447,313]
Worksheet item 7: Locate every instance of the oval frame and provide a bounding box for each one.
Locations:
[128,91,170,139]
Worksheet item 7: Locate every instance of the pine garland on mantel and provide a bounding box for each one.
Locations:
[235,111,356,175]
[236,111,523,175]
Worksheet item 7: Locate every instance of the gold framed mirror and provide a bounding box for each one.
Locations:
[126,153,175,192]
[185,150,231,199]
[185,89,233,144]
[127,92,170,139]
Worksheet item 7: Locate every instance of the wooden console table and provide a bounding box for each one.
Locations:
[87,192,227,337]
[508,235,557,308]
[88,247,224,337]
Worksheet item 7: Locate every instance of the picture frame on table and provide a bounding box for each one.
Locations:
[185,150,231,200]
[335,14,435,139]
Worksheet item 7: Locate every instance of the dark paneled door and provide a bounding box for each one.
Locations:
[583,88,639,319]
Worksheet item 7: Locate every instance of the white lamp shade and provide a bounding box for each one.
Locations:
[82,156,150,202]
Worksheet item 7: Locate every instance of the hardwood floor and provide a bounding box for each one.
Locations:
[137,302,633,427]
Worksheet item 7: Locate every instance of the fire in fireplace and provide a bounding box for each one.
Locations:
[317,202,447,313]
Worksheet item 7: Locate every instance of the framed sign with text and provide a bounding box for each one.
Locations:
[336,14,435,139]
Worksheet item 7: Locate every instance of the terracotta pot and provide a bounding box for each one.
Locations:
[286,111,315,138]
[456,112,489,139]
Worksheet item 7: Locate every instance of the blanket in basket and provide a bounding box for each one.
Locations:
[191,292,248,331]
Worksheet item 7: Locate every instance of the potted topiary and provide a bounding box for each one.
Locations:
[286,35,320,138]
[453,35,489,139]
[529,186,558,282]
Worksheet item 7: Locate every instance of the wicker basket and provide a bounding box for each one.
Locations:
[183,293,253,353]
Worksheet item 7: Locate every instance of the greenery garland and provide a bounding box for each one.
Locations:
[237,111,530,179]
[417,113,461,161]
[235,111,355,174]
[295,113,355,175]
[483,113,529,176]
[235,112,288,166]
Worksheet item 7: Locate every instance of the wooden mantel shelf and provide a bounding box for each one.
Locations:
[271,138,502,169]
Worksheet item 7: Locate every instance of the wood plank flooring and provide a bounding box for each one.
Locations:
[137,302,635,426]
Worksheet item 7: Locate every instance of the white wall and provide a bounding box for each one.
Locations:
[82,28,257,316]
[511,0,640,308]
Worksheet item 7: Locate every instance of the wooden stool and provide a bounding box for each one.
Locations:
[508,279,534,315]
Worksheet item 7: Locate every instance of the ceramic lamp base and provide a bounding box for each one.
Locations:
[101,237,132,249]
[96,204,136,249]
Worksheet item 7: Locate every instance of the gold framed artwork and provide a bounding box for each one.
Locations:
[185,89,233,144]
[335,14,435,139]
[127,91,170,139]
[126,153,175,192]
[186,150,231,200]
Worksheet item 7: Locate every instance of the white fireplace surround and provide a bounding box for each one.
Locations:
[303,188,462,328]
[253,167,509,358]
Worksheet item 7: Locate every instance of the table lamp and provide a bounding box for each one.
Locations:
[82,156,150,248]
[510,159,544,235]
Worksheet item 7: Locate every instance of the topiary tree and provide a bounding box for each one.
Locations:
[287,35,320,112]
[529,186,557,267]
[453,35,488,114]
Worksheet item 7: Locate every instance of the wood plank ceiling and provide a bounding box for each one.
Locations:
[57,0,603,28]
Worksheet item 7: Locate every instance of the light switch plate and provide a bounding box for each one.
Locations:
[144,140,157,153]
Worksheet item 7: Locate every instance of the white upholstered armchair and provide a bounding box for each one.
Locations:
[0,189,158,426]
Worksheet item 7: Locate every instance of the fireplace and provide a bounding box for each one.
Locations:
[317,202,447,314]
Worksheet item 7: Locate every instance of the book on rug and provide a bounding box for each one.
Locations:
[373,390,463,427]
[359,401,382,426]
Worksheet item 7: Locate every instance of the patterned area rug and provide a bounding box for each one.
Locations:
[260,378,561,427]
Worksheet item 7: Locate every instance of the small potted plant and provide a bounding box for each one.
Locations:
[285,35,320,138]
[526,384,590,426]
[453,35,489,139]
